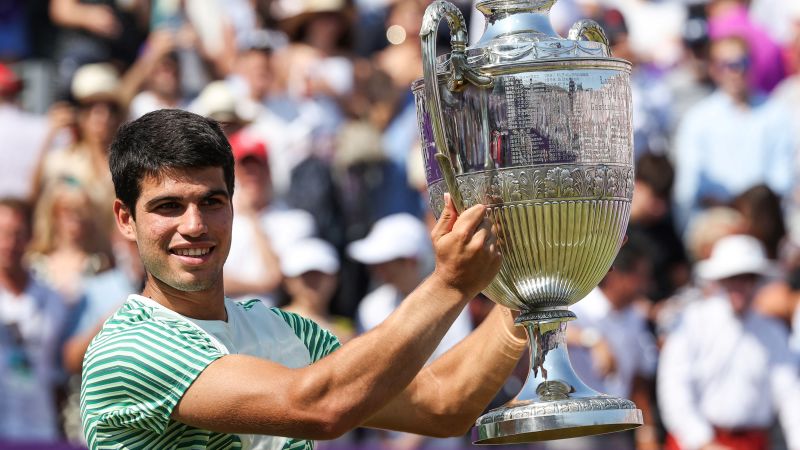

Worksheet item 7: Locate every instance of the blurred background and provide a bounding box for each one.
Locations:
[1,0,800,449]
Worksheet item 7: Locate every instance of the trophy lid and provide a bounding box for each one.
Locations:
[469,0,615,65]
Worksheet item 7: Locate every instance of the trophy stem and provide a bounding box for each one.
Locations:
[472,309,642,444]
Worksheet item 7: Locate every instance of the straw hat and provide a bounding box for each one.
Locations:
[271,0,352,40]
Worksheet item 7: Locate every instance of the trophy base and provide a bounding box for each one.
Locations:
[472,310,642,444]
[472,396,642,444]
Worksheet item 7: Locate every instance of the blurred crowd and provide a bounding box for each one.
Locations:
[2,0,800,449]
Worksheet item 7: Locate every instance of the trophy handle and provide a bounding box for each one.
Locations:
[420,0,492,213]
[567,19,611,54]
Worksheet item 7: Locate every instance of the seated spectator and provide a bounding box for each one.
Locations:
[658,235,800,450]
[0,197,68,442]
[127,31,188,119]
[224,131,316,303]
[278,237,353,343]
[629,153,689,303]
[27,180,114,305]
[31,63,123,230]
[0,64,59,200]
[655,206,747,341]
[672,35,794,232]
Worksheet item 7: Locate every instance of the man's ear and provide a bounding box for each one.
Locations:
[113,199,136,241]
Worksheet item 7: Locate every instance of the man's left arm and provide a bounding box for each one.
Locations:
[362,304,527,437]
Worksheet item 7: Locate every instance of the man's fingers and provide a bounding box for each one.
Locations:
[430,193,458,241]
[451,203,488,240]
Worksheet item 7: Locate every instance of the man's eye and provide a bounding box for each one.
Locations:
[203,198,225,206]
[157,202,180,210]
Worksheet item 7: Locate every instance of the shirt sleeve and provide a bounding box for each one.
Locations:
[765,324,800,450]
[81,318,224,445]
[270,308,341,362]
[657,321,715,450]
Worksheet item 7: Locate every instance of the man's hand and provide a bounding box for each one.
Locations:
[430,194,502,299]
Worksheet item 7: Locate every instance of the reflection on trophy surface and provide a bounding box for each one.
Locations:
[413,0,641,444]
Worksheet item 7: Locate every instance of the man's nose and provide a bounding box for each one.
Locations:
[178,204,208,237]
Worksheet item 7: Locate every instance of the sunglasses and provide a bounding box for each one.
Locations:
[714,57,750,73]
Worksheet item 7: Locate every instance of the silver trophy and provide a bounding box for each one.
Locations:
[413,0,641,444]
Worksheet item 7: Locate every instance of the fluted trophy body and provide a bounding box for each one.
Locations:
[414,0,641,444]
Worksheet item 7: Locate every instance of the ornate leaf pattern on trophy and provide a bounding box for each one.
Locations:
[432,164,633,212]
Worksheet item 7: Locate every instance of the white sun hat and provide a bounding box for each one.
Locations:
[695,234,776,281]
[280,238,340,277]
[347,213,430,265]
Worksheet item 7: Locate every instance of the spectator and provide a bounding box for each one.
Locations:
[279,237,354,343]
[658,234,800,450]
[31,62,123,226]
[127,31,186,119]
[629,153,690,303]
[655,206,746,341]
[224,130,315,302]
[0,197,67,442]
[706,0,786,94]
[672,35,795,232]
[731,184,786,261]
[27,180,114,306]
[49,0,148,95]
[0,63,68,200]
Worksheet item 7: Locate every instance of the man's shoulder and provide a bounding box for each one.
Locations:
[86,297,224,366]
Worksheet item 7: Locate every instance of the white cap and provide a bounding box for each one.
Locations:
[264,209,317,254]
[347,213,429,265]
[695,234,775,281]
[280,238,340,277]
[192,80,241,122]
[71,63,120,103]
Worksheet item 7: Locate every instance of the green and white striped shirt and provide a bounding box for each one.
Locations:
[81,295,341,450]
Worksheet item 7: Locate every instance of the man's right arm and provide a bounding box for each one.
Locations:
[172,195,502,440]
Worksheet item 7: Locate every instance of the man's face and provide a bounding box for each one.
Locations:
[237,50,272,101]
[115,167,233,293]
[710,38,750,101]
[718,273,760,316]
[0,206,29,272]
[605,258,651,309]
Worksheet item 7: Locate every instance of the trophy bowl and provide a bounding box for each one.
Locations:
[413,0,641,444]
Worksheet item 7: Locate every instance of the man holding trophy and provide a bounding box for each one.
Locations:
[81,0,642,446]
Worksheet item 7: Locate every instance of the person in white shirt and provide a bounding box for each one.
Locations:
[658,234,800,450]
[223,130,316,304]
[347,213,473,448]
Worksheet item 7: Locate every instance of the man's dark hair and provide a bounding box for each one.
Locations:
[635,153,674,200]
[109,109,235,215]
[611,233,651,273]
[0,197,32,229]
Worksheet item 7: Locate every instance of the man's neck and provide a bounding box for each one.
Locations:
[141,277,227,321]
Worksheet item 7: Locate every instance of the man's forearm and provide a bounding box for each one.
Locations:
[365,304,527,436]
[293,274,477,435]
